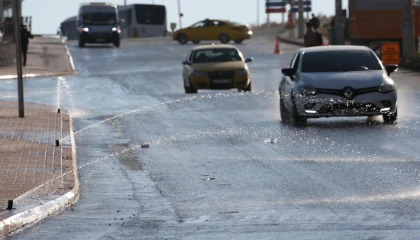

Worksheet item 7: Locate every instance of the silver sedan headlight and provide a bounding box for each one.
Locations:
[298,83,317,96]
[378,83,395,93]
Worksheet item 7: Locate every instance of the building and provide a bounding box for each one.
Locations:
[0,0,13,23]
[60,16,78,40]
[1,0,31,37]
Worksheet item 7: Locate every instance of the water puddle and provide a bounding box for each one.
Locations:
[58,89,278,141]
[113,143,143,171]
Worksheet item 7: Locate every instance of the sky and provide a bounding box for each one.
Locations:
[22,0,348,34]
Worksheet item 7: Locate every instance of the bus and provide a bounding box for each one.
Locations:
[78,3,121,47]
[118,4,167,38]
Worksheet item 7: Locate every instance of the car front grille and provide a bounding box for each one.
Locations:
[316,86,379,97]
[89,33,111,38]
[318,103,380,114]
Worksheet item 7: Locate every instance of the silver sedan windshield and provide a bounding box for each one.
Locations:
[302,50,383,73]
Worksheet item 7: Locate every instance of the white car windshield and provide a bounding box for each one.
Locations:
[302,50,383,73]
[82,12,117,25]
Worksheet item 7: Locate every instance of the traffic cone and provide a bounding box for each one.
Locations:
[274,36,281,54]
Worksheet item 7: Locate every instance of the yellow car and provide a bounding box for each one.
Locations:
[182,44,253,93]
[173,19,252,44]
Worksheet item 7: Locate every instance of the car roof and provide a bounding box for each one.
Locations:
[192,44,240,51]
[301,45,372,53]
[203,19,227,22]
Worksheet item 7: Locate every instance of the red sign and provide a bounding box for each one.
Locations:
[287,13,293,27]
[265,8,286,13]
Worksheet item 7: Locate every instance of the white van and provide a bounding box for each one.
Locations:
[77,2,121,47]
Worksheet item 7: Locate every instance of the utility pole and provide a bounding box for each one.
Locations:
[266,0,270,27]
[13,0,24,118]
[257,0,260,27]
[335,0,344,45]
[401,0,416,58]
[0,0,3,27]
[297,0,304,38]
[124,0,126,5]
[177,0,182,29]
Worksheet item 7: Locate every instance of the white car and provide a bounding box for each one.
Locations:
[279,46,398,126]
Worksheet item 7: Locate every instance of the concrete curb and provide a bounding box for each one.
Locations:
[0,72,76,81]
[62,39,77,74]
[0,114,79,238]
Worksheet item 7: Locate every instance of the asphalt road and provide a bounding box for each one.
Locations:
[2,36,420,240]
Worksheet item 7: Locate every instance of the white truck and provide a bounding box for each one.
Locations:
[77,2,121,47]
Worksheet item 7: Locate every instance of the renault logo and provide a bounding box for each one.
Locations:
[343,87,354,99]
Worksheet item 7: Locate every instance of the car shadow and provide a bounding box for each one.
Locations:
[80,45,116,49]
[280,116,394,130]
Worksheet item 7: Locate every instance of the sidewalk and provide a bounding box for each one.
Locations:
[254,26,314,47]
[0,36,76,80]
[0,101,78,237]
[278,27,330,47]
[0,36,79,237]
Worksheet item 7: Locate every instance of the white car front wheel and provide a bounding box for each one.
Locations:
[292,100,307,127]
[279,93,289,121]
[383,108,398,123]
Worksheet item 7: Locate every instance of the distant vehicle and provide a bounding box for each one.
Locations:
[173,19,252,45]
[118,4,167,38]
[182,44,253,94]
[279,46,398,126]
[348,0,420,51]
[77,2,121,47]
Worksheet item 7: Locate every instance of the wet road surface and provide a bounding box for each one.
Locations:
[3,37,420,239]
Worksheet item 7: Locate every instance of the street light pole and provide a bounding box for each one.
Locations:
[401,0,416,58]
[124,0,126,6]
[13,0,24,118]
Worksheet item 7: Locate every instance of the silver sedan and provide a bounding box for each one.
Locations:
[279,46,398,126]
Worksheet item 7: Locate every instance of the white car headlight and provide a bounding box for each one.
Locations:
[378,83,395,93]
[112,27,121,33]
[298,83,317,96]
[82,27,89,32]
[192,71,207,77]
[235,69,247,75]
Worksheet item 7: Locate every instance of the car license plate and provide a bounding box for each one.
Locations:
[336,109,355,115]
[213,79,231,84]
[96,38,105,42]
